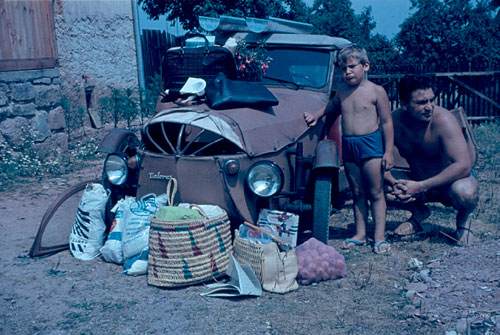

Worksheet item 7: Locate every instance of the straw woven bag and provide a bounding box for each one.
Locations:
[233,230,298,294]
[147,178,232,288]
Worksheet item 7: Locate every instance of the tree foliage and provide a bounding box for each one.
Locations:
[138,0,499,73]
[308,0,398,73]
[395,0,500,71]
[137,0,308,31]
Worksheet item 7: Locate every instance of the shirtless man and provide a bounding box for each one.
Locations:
[385,75,479,246]
[305,44,394,253]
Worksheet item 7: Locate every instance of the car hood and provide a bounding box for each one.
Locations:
[150,87,329,157]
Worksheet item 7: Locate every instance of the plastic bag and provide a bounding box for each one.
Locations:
[122,193,167,261]
[123,249,149,276]
[295,237,347,285]
[69,183,110,260]
[100,198,129,264]
[100,193,166,266]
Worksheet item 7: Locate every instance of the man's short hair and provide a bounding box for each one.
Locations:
[337,44,369,65]
[398,75,434,103]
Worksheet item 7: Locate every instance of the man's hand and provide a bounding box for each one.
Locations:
[303,112,318,127]
[390,179,426,203]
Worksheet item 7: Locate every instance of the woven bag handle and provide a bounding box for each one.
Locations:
[166,178,178,206]
[189,204,209,219]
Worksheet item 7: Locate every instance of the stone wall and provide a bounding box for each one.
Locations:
[0,0,139,157]
[0,69,67,157]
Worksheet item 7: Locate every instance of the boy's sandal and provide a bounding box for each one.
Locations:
[341,238,367,250]
[373,241,391,254]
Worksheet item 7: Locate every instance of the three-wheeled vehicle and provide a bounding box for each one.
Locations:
[30,17,351,257]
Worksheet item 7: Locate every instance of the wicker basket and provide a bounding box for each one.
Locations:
[233,230,267,283]
[233,230,298,293]
[147,205,232,288]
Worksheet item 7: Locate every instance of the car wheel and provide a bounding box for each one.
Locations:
[312,169,333,244]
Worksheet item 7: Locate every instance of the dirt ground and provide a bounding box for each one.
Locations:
[1,137,500,335]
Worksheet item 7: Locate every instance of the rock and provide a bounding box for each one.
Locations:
[35,85,60,108]
[405,282,428,293]
[48,106,66,130]
[11,82,36,102]
[408,257,423,270]
[402,304,417,315]
[419,269,432,283]
[30,110,51,142]
[405,289,416,299]
[0,116,30,149]
[456,318,468,333]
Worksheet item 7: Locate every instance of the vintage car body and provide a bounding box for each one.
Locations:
[99,19,351,243]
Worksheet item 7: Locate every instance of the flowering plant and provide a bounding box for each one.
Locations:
[234,40,272,81]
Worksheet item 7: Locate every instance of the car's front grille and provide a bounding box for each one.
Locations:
[143,122,243,156]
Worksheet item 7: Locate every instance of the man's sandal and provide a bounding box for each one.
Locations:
[393,207,431,237]
[393,217,423,236]
[456,227,475,247]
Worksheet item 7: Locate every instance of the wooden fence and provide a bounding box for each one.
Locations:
[370,72,500,123]
[140,29,180,88]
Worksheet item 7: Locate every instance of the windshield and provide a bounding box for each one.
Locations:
[261,48,331,88]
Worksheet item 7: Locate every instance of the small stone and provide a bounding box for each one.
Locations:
[405,290,416,299]
[402,304,417,315]
[419,269,432,283]
[456,318,468,333]
[406,282,428,293]
[408,257,423,269]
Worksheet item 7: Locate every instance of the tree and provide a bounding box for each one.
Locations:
[138,0,308,31]
[309,0,360,41]
[309,0,398,73]
[395,0,500,71]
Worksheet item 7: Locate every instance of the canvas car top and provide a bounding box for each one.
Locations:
[229,32,351,50]
[149,87,329,157]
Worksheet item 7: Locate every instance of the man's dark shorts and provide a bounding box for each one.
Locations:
[342,130,384,165]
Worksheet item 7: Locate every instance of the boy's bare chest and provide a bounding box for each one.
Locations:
[339,89,377,115]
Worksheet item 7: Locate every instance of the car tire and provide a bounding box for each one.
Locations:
[312,169,333,244]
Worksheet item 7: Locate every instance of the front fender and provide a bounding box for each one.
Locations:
[313,139,340,170]
[97,129,139,154]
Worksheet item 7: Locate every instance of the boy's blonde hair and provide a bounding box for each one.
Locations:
[337,44,369,65]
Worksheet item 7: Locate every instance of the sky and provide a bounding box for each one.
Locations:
[350,0,413,38]
[138,0,414,39]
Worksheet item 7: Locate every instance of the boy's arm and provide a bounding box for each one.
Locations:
[376,86,394,170]
[304,94,340,127]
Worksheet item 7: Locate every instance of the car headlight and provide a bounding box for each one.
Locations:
[246,161,283,197]
[104,153,128,186]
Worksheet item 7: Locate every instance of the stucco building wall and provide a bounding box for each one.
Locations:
[54,0,139,118]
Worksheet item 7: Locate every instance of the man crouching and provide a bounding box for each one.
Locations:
[385,75,479,246]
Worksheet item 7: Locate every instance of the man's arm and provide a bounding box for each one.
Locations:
[376,85,394,170]
[304,93,341,127]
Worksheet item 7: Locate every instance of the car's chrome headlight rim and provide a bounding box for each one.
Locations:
[104,153,129,186]
[246,161,283,197]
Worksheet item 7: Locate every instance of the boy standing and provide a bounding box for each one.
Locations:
[304,45,394,254]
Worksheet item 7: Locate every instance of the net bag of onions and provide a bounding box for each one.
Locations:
[295,237,347,285]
